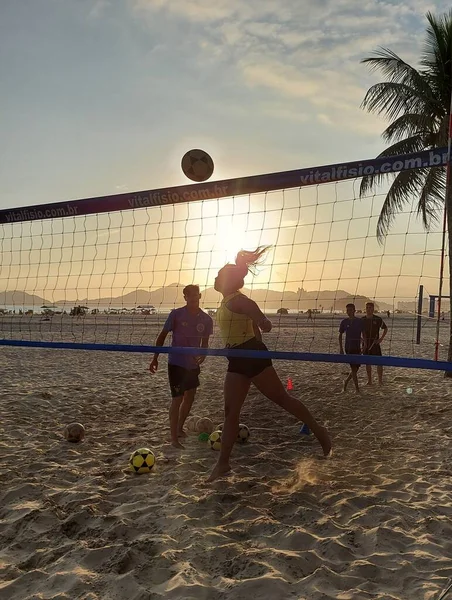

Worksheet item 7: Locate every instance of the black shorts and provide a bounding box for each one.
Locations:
[227,337,272,379]
[346,347,361,369]
[168,364,200,398]
[363,342,382,356]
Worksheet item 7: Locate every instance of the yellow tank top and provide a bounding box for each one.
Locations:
[216,291,255,347]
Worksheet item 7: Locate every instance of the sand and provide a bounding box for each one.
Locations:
[1,315,452,599]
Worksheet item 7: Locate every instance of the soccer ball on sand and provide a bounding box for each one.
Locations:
[214,423,250,443]
[64,422,85,443]
[129,448,156,474]
[208,430,222,451]
[197,417,214,434]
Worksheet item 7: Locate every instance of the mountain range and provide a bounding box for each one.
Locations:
[0,285,391,312]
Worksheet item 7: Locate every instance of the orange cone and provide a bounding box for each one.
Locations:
[287,378,293,391]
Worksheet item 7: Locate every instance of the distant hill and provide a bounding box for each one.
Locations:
[48,284,382,312]
[0,290,50,306]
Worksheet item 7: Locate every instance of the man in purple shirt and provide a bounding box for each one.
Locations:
[339,303,364,393]
[149,285,213,448]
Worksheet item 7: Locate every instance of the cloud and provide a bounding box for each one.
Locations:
[88,0,111,19]
[130,0,451,138]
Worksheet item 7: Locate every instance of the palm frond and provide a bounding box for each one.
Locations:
[361,81,436,122]
[376,168,429,241]
[362,48,425,86]
[362,48,440,109]
[421,10,452,108]
[416,166,446,229]
[359,136,425,198]
[382,113,440,144]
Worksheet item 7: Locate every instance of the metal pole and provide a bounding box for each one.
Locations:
[416,284,423,344]
[434,93,452,361]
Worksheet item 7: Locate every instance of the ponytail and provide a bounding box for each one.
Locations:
[234,245,271,276]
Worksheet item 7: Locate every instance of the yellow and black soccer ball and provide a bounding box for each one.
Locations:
[129,447,155,474]
[208,430,222,451]
[237,424,250,443]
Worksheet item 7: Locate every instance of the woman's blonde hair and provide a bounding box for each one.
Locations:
[220,246,271,290]
[234,245,271,276]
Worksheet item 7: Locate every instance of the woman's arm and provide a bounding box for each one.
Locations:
[227,295,272,332]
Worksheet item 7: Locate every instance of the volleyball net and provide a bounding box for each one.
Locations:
[1,147,451,371]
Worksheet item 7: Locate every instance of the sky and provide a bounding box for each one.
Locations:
[1,0,451,305]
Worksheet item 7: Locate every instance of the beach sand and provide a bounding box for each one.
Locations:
[1,315,452,599]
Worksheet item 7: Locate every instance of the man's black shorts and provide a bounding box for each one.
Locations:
[363,342,382,356]
[346,346,361,369]
[168,364,200,398]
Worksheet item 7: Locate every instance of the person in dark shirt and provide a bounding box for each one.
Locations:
[339,303,364,393]
[362,302,388,385]
[149,285,213,448]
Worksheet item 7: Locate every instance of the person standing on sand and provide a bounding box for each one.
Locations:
[149,285,213,448]
[207,246,332,483]
[362,302,388,386]
[339,303,364,393]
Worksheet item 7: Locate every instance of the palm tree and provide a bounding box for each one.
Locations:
[359,10,452,366]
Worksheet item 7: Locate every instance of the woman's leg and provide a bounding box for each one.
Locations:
[207,372,250,482]
[252,366,332,456]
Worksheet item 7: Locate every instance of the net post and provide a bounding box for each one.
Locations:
[434,90,452,361]
[416,284,423,345]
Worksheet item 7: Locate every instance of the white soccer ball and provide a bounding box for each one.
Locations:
[196,417,214,434]
[237,423,250,443]
[185,416,199,433]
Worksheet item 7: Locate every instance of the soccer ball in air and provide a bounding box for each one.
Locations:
[181,149,214,182]
[64,422,85,443]
[129,448,156,474]
[208,430,222,451]
[237,424,250,443]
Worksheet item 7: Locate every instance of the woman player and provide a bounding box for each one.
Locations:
[207,246,332,482]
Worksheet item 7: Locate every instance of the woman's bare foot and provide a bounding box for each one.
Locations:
[206,462,232,483]
[316,426,332,457]
[171,440,184,449]
[178,430,187,438]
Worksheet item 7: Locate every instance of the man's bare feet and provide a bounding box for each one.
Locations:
[178,430,187,438]
[171,440,184,449]
[316,425,332,457]
[206,462,232,483]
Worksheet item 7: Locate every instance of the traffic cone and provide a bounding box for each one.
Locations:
[287,378,293,391]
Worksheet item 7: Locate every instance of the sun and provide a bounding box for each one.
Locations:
[213,217,249,264]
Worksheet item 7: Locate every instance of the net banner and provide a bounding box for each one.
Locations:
[0,147,448,224]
